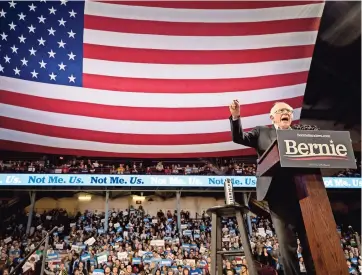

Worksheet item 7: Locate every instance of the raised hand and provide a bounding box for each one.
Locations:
[229,99,240,118]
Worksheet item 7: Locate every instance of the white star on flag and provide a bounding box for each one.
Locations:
[38,15,46,23]
[49,7,56,15]
[69,9,76,17]
[10,45,18,53]
[60,0,68,6]
[0,9,6,18]
[28,25,36,33]
[68,74,76,83]
[20,58,28,66]
[58,62,67,71]
[38,37,46,46]
[39,60,47,68]
[1,32,8,41]
[0,64,4,73]
[9,1,17,8]
[68,52,76,60]
[18,34,26,43]
[57,40,66,48]
[4,55,11,63]
[29,47,37,56]
[58,18,66,26]
[68,30,76,38]
[31,70,38,78]
[18,12,26,20]
[29,3,37,12]
[13,67,20,75]
[48,49,56,58]
[48,27,56,36]
[9,22,16,31]
[49,72,57,80]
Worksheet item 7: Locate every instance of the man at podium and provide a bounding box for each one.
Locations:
[229,101,315,275]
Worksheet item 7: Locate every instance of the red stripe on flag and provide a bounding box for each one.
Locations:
[0,91,304,122]
[83,44,315,65]
[83,71,309,93]
[100,1,323,9]
[84,15,320,36]
[0,117,300,146]
[0,140,257,158]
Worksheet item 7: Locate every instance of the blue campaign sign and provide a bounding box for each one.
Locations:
[0,174,360,188]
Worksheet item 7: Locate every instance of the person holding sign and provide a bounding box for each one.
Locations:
[229,100,316,275]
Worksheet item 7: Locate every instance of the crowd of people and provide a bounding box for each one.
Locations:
[0,206,360,275]
[1,157,361,178]
[334,167,361,178]
[0,155,360,275]
[0,159,257,176]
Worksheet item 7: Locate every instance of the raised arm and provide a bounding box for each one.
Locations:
[229,100,259,149]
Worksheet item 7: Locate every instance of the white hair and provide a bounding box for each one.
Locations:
[270,102,293,116]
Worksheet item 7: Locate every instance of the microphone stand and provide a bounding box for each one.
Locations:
[10,226,58,275]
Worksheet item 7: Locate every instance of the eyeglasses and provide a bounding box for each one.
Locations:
[274,108,293,114]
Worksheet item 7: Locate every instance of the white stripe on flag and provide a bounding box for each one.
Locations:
[83,58,312,79]
[84,2,324,23]
[83,29,319,51]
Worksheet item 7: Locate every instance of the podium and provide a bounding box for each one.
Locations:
[257,130,356,275]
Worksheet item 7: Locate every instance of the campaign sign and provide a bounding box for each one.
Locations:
[277,130,357,169]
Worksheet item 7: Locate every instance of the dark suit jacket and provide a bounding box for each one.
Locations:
[229,116,318,201]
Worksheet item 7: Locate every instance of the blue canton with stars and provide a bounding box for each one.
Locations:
[0,0,84,86]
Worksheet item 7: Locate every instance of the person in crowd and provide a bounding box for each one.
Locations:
[347,260,359,275]
[298,257,307,275]
[189,263,201,275]
[222,260,236,275]
[273,258,283,275]
[22,256,36,275]
[258,248,273,266]
[182,267,190,275]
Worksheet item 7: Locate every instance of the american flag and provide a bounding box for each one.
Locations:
[0,1,324,158]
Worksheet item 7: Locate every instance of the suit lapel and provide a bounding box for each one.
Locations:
[269,127,277,147]
[268,126,277,144]
[268,125,294,144]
